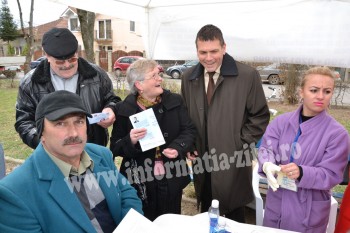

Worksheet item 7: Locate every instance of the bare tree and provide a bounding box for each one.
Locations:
[77,9,95,63]
[16,0,34,74]
[280,64,309,105]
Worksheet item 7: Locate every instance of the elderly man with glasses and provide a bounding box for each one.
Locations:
[15,27,121,149]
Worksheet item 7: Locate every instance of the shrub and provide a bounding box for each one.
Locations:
[0,70,16,79]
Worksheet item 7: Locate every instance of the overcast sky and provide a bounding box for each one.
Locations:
[6,0,68,27]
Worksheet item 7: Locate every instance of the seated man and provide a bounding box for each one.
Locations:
[0,90,142,233]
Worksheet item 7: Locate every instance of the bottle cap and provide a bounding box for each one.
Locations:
[211,199,219,208]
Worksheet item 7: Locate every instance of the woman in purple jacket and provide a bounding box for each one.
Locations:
[258,66,350,232]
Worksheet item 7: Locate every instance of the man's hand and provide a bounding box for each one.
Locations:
[97,107,115,128]
[263,162,281,192]
[186,151,198,161]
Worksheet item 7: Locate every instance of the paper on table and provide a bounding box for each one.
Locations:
[113,208,162,233]
[87,112,109,124]
[129,108,165,151]
[114,210,299,233]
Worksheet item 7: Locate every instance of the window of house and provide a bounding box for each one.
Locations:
[69,18,80,31]
[130,21,135,32]
[98,45,113,51]
[98,20,112,39]
[15,47,22,55]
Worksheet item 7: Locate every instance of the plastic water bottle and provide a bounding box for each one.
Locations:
[208,199,220,233]
[214,217,226,233]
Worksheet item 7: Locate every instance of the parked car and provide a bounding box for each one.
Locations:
[166,60,198,79]
[30,56,46,69]
[5,65,21,72]
[257,63,284,85]
[113,56,164,77]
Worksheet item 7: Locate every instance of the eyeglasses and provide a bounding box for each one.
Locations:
[144,73,162,81]
[54,57,78,65]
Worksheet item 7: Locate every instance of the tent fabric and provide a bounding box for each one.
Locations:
[47,0,350,68]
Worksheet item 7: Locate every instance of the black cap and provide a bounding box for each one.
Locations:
[35,91,91,123]
[42,28,78,60]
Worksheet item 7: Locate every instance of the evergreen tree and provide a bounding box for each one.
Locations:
[0,0,18,42]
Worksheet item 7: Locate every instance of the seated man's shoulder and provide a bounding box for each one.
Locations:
[0,157,35,189]
[86,143,109,152]
[85,143,112,159]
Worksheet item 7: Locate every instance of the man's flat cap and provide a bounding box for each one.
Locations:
[42,28,78,60]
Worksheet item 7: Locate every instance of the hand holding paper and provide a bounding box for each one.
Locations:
[97,107,115,128]
[130,128,147,145]
[129,109,165,151]
[263,162,281,192]
[88,112,109,124]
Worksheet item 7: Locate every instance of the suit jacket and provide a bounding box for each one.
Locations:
[0,143,142,233]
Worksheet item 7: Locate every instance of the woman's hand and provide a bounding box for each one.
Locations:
[130,128,147,145]
[280,163,300,180]
[162,148,179,159]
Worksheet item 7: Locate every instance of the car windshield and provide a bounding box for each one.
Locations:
[184,60,198,66]
[267,63,279,69]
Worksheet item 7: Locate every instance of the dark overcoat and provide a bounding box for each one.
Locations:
[181,54,270,214]
[110,90,196,196]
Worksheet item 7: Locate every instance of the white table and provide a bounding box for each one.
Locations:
[114,209,299,233]
[154,212,299,233]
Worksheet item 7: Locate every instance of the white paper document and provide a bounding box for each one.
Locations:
[129,108,165,151]
[87,112,109,124]
[113,209,162,233]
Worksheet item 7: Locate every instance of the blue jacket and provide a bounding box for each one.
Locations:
[0,143,142,233]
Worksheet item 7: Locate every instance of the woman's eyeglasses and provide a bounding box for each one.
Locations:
[54,57,78,65]
[144,73,162,81]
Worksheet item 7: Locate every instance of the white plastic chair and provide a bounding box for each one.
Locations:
[327,196,338,233]
[246,162,264,226]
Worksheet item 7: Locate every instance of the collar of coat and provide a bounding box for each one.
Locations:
[31,57,98,84]
[117,89,181,116]
[188,53,238,81]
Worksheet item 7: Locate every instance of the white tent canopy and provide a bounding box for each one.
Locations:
[48,0,350,68]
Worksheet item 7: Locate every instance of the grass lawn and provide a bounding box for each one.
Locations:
[0,80,34,160]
